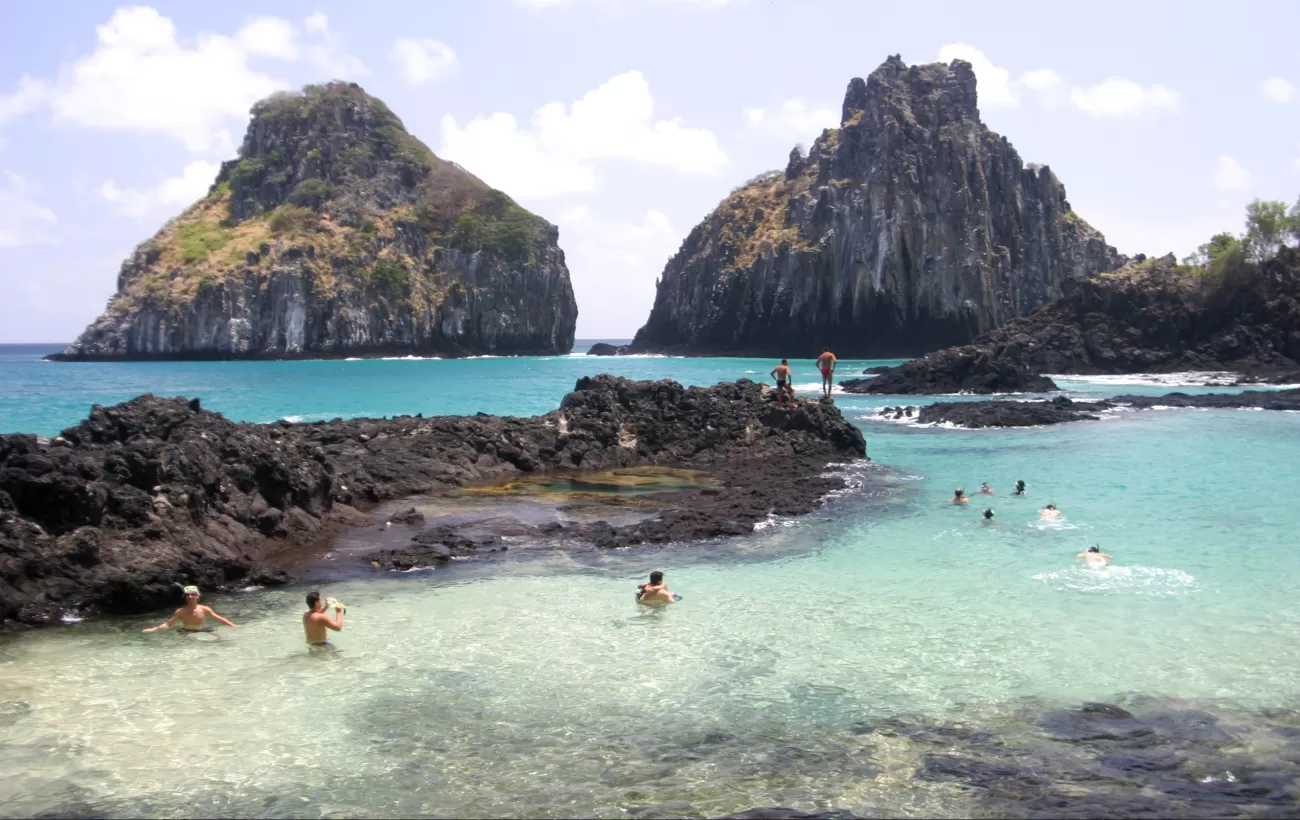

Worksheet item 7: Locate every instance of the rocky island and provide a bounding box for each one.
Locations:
[49,82,577,361]
[0,376,865,628]
[628,54,1120,358]
[845,246,1300,394]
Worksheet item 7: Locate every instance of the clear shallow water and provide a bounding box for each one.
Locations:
[3,344,1300,817]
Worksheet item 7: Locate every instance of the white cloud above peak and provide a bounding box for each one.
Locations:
[1260,76,1296,104]
[440,70,727,198]
[0,171,57,248]
[99,160,221,220]
[390,38,459,85]
[743,98,838,144]
[1211,155,1252,191]
[1070,78,1180,117]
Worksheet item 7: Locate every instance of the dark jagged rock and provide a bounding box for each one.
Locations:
[0,376,865,627]
[864,250,1300,392]
[842,343,1059,395]
[49,82,576,361]
[587,342,630,356]
[883,387,1300,428]
[861,365,892,375]
[629,54,1120,358]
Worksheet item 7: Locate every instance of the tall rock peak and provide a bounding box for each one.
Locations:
[630,55,1121,357]
[53,82,577,361]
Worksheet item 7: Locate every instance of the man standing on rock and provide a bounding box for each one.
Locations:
[816,347,838,399]
[142,585,239,634]
[770,359,796,407]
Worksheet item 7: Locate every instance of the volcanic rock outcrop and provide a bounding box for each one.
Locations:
[629,55,1120,358]
[848,250,1300,394]
[0,376,865,627]
[51,82,577,360]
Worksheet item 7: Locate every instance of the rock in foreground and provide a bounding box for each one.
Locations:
[51,82,576,361]
[0,376,865,627]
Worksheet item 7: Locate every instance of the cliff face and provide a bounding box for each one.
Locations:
[54,83,577,360]
[630,55,1121,357]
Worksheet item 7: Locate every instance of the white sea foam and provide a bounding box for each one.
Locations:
[1033,565,1197,596]
[1051,371,1243,387]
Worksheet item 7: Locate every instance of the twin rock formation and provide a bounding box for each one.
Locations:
[56,56,1118,362]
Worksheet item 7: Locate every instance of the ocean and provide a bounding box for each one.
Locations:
[2,342,1299,817]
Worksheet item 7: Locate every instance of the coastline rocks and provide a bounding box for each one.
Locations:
[629,54,1119,358]
[842,345,1059,395]
[587,343,630,356]
[0,376,865,627]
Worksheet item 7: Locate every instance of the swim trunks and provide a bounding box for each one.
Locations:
[182,627,214,633]
[776,380,787,389]
[820,367,832,378]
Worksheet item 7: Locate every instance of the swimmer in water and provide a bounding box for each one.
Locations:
[951,488,970,504]
[1040,504,1061,520]
[982,508,995,521]
[978,482,995,496]
[1075,545,1114,568]
[303,590,345,646]
[142,585,239,633]
[636,570,680,606]
[1012,480,1026,496]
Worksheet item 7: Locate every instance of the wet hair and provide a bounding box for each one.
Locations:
[1015,480,1025,488]
[954,488,964,497]
[781,358,788,365]
[1088,545,1100,553]
[823,347,829,352]
[306,590,322,609]
[1046,504,1056,510]
[649,571,664,585]
[983,509,994,519]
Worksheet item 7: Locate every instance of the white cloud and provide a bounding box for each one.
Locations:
[556,206,680,337]
[743,98,838,143]
[0,8,368,155]
[1211,155,1252,191]
[236,16,299,59]
[938,43,1017,107]
[390,38,459,85]
[440,70,726,198]
[99,160,221,219]
[0,171,57,248]
[1260,76,1296,104]
[1069,78,1180,117]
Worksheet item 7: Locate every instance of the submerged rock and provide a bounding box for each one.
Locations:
[0,376,865,627]
[49,82,576,361]
[629,54,1120,358]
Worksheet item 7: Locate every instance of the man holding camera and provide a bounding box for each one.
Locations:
[303,590,345,646]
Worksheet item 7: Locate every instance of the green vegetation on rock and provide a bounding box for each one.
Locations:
[1180,197,1300,281]
[177,222,234,263]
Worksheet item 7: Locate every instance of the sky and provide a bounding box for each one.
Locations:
[1,1,1299,343]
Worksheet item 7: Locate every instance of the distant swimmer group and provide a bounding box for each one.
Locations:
[142,584,350,648]
[948,478,1067,523]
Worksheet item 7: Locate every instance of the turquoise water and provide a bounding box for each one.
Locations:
[2,343,1300,817]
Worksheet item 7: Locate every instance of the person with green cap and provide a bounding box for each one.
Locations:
[142,585,239,633]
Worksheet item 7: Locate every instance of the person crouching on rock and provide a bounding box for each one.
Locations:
[770,359,796,407]
[143,585,239,634]
[950,488,970,504]
[303,590,345,647]
[816,347,837,399]
[636,570,681,606]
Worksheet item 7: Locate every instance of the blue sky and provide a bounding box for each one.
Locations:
[1,0,1298,342]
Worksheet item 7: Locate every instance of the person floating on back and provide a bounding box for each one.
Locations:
[951,488,970,504]
[815,347,838,399]
[142,585,239,634]
[303,590,345,647]
[1075,545,1114,568]
[770,359,795,407]
[1012,480,1027,496]
[636,570,681,606]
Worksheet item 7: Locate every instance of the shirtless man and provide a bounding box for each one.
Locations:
[1076,545,1114,568]
[303,590,345,646]
[635,570,680,607]
[143,585,239,633]
[815,347,837,399]
[770,359,795,407]
[1040,504,1061,520]
[978,482,995,496]
[950,488,970,504]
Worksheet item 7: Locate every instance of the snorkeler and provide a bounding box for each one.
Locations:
[1040,504,1061,520]
[982,508,995,521]
[978,482,995,496]
[1012,480,1026,496]
[951,488,970,504]
[636,570,681,606]
[142,585,239,633]
[770,360,795,407]
[1075,545,1114,568]
[303,590,345,646]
